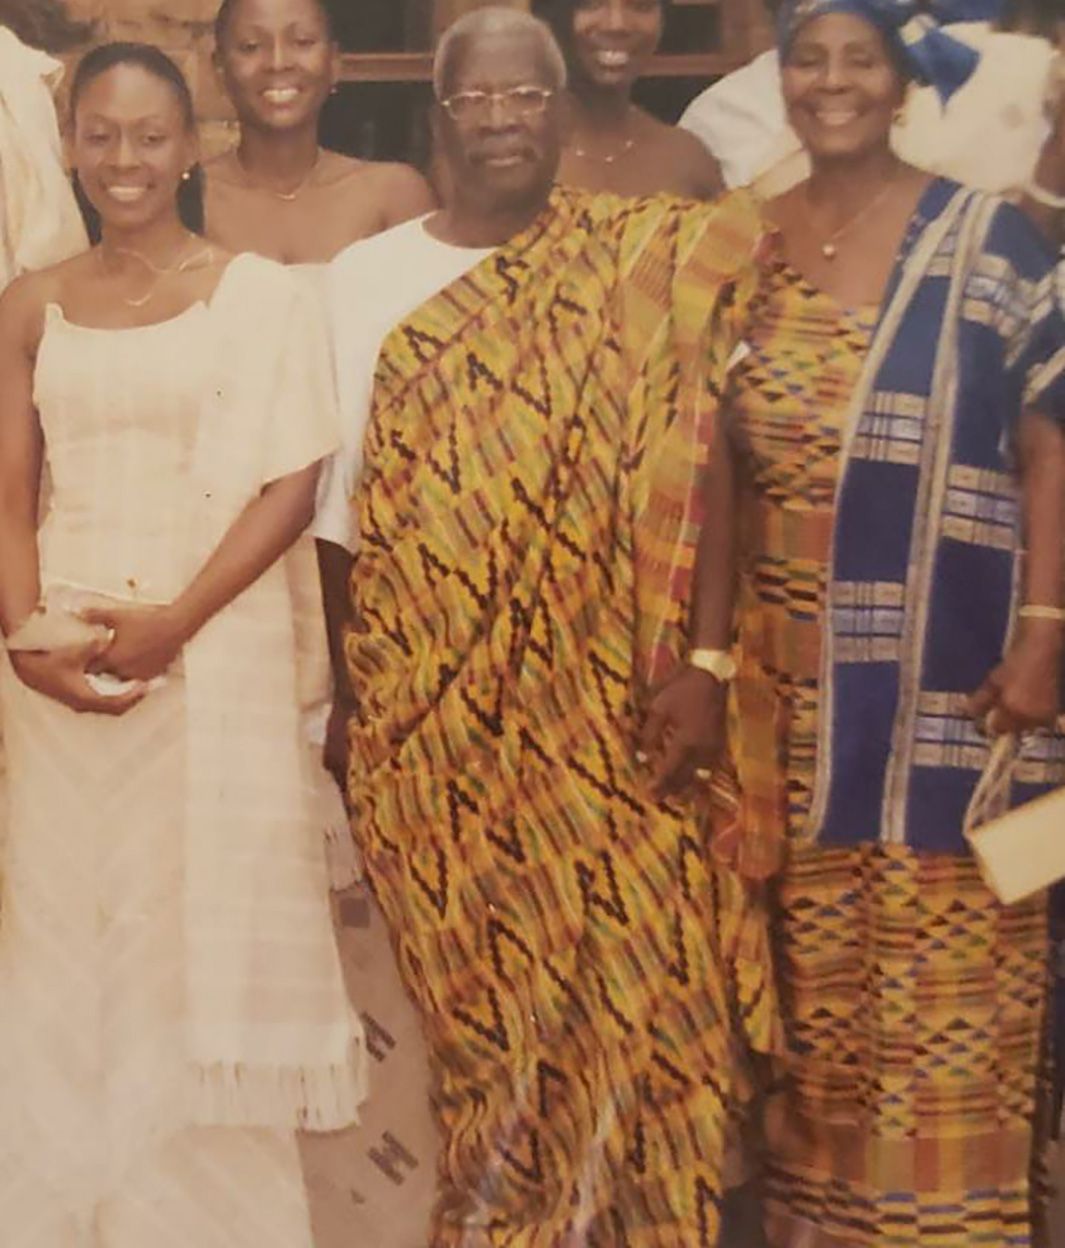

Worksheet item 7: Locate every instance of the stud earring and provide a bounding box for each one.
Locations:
[182,168,192,181]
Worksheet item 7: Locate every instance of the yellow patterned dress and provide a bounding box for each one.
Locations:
[728,242,1051,1246]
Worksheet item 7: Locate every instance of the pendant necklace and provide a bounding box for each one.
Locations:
[807,173,898,261]
[237,148,323,201]
[99,235,216,308]
[571,134,637,165]
[570,106,638,165]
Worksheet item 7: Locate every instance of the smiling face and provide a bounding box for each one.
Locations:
[72,62,197,233]
[568,0,663,94]
[434,30,563,219]
[781,11,905,162]
[215,0,337,135]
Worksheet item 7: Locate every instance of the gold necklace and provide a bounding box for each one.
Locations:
[570,134,637,165]
[98,235,216,308]
[806,174,898,260]
[236,149,323,202]
[569,104,639,165]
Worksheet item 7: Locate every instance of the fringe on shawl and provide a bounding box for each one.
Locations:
[189,1034,368,1133]
[306,744,364,890]
[324,819,363,892]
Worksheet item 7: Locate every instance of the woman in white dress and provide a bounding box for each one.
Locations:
[0,41,364,1247]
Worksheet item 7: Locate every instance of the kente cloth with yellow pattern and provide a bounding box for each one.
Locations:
[344,186,777,1247]
[729,242,1051,1247]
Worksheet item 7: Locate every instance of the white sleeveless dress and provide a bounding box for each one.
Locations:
[0,260,364,1246]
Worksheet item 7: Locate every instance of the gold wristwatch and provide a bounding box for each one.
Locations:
[688,647,737,683]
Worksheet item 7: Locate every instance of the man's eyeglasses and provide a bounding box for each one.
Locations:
[439,86,555,123]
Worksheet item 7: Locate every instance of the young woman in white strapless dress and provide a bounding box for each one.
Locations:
[0,42,364,1247]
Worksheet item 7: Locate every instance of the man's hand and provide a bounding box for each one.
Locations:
[324,697,353,793]
[639,665,728,798]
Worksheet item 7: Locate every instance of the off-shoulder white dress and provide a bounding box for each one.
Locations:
[0,255,366,1246]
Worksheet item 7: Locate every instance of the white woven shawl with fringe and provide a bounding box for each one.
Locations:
[182,254,366,1128]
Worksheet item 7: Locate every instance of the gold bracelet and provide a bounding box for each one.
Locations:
[1017,604,1065,622]
[1025,179,1065,210]
[688,647,738,683]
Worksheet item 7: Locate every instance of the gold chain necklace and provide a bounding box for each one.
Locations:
[570,134,637,165]
[569,105,639,165]
[236,149,323,202]
[806,174,898,261]
[98,235,216,308]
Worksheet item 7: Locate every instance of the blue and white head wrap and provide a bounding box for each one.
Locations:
[778,0,1004,101]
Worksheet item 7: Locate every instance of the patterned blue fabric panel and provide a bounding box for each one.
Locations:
[817,180,1065,852]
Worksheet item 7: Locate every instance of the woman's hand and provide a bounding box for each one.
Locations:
[968,620,1063,735]
[10,636,146,716]
[79,602,188,682]
[638,665,728,798]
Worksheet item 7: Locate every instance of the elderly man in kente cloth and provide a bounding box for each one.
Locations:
[319,8,774,1244]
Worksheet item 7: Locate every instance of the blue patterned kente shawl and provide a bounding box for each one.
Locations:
[809,179,1065,854]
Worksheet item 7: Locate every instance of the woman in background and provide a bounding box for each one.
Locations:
[534,0,722,197]
[204,0,434,263]
[0,42,363,1245]
[205,0,436,797]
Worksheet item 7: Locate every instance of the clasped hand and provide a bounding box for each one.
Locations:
[79,602,186,683]
[10,603,185,716]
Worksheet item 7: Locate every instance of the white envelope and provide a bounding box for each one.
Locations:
[966,786,1065,905]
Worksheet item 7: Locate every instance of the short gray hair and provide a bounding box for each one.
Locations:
[433,5,568,101]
